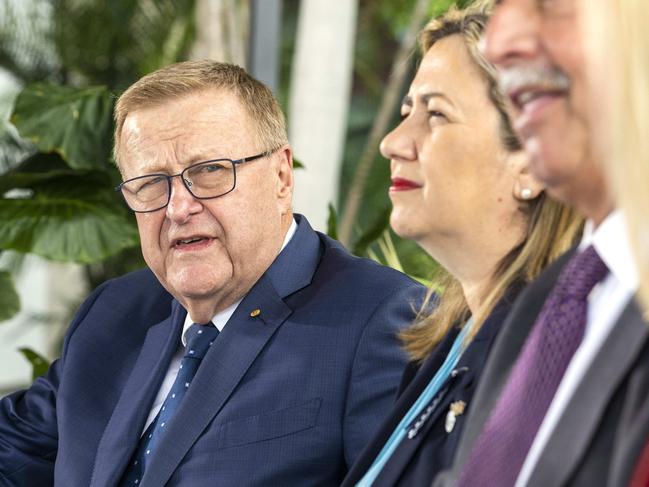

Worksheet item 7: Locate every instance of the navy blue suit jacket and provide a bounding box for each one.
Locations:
[341,288,521,487]
[0,215,423,486]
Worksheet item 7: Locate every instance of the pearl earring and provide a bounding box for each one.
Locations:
[521,188,533,200]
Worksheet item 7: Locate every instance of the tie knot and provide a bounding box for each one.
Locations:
[184,322,219,359]
[556,245,609,300]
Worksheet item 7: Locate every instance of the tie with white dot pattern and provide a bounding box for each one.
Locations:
[118,322,220,486]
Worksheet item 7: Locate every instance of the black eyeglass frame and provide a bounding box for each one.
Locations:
[115,149,277,213]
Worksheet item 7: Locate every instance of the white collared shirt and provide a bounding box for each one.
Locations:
[142,218,298,432]
[515,210,639,486]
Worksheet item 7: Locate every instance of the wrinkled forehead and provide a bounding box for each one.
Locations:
[117,87,254,144]
[117,90,260,176]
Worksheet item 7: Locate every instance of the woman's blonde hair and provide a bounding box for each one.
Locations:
[401,1,583,361]
[581,0,649,316]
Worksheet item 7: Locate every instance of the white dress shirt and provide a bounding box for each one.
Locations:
[142,219,298,432]
[516,210,639,486]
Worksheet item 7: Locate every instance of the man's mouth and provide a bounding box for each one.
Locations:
[498,66,571,113]
[509,87,566,112]
[496,66,571,139]
[172,236,213,249]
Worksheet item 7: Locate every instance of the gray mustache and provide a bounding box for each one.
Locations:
[498,66,571,94]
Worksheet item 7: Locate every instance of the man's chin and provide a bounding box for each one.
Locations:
[524,138,570,187]
[166,276,224,303]
[176,283,222,300]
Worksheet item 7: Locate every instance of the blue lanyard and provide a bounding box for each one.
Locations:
[356,318,476,487]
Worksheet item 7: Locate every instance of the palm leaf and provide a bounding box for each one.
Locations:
[0,156,139,263]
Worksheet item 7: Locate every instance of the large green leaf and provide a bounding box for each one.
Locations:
[10,83,114,171]
[0,152,119,194]
[0,270,20,322]
[0,198,139,264]
[0,167,139,263]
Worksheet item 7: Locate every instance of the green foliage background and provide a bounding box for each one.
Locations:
[0,0,198,378]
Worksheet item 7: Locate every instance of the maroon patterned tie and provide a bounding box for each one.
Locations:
[458,245,609,486]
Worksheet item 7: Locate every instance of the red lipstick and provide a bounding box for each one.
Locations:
[390,177,422,192]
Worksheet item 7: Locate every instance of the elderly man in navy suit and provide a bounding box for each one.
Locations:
[0,61,423,486]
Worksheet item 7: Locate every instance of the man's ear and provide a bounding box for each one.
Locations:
[508,149,545,201]
[275,145,294,204]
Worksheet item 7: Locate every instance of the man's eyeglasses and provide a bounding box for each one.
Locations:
[115,149,276,213]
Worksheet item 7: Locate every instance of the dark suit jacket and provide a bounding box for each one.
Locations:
[341,289,521,487]
[0,215,424,487]
[434,249,649,487]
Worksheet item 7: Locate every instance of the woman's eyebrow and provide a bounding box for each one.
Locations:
[401,91,455,108]
[420,91,455,107]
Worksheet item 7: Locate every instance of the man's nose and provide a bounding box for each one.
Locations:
[165,177,202,223]
[483,0,540,67]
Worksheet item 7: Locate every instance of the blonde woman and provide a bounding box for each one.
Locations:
[581,1,649,484]
[342,3,581,486]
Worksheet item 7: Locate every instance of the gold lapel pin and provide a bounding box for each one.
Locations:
[250,309,261,317]
[445,400,466,434]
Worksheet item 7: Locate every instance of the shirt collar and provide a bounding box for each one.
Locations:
[579,210,638,292]
[181,217,298,346]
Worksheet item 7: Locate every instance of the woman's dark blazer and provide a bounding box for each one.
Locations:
[341,288,522,487]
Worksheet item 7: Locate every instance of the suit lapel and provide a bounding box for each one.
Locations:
[375,366,474,486]
[528,300,649,487]
[142,275,291,486]
[90,303,185,487]
[374,293,514,487]
[341,346,449,486]
[141,216,322,486]
[609,308,649,486]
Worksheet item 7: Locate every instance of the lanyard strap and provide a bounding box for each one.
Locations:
[356,317,476,487]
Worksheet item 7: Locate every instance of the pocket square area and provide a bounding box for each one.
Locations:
[216,397,323,449]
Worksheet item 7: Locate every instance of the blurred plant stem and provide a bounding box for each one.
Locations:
[338,0,430,246]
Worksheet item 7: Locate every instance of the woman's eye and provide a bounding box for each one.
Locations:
[428,110,445,119]
[427,110,448,126]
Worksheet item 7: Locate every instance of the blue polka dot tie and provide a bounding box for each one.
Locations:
[119,322,220,486]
